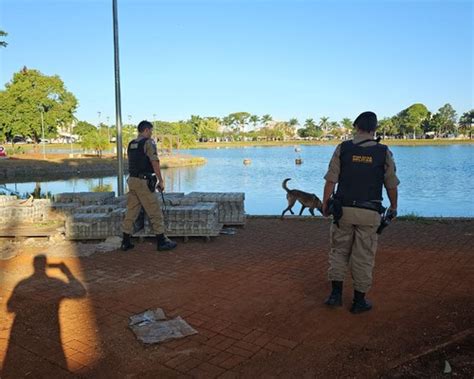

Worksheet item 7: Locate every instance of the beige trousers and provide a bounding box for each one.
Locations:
[122,177,164,235]
[328,207,380,293]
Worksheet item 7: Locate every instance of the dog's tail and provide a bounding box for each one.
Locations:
[282,178,291,193]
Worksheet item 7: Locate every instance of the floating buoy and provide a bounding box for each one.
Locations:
[295,158,303,165]
[243,159,251,165]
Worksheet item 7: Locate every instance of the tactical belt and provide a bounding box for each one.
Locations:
[129,173,153,180]
[341,200,384,213]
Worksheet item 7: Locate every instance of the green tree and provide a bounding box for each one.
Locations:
[289,118,299,128]
[319,116,330,132]
[228,112,250,133]
[304,118,315,128]
[341,118,352,130]
[0,29,7,47]
[190,116,220,140]
[80,129,109,157]
[378,117,396,139]
[435,103,458,136]
[459,109,474,138]
[261,114,272,126]
[74,121,96,137]
[250,115,260,130]
[221,115,233,132]
[298,118,322,138]
[0,67,78,142]
[189,115,203,136]
[398,103,429,139]
[0,91,8,142]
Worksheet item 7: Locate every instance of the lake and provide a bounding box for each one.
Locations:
[2,145,473,217]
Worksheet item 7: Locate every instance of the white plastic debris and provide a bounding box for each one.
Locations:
[129,308,197,344]
[443,360,452,374]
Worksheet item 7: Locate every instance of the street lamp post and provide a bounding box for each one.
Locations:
[106,116,110,142]
[69,122,73,156]
[113,0,124,195]
[39,106,46,160]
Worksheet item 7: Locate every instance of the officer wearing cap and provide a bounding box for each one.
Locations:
[121,120,177,252]
[322,111,399,313]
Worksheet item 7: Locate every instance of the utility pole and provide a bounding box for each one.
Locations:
[113,0,124,195]
[40,107,45,160]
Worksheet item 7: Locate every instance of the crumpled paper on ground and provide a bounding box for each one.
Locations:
[129,308,198,344]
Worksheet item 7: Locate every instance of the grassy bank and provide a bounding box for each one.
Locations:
[189,139,474,149]
[0,154,206,184]
[3,138,472,156]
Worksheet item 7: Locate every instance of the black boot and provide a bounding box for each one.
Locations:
[350,290,372,314]
[324,281,343,306]
[120,233,134,251]
[157,234,177,251]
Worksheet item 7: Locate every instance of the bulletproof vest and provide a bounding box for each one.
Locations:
[127,138,154,176]
[335,140,387,202]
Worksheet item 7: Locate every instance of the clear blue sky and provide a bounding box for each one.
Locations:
[1,0,472,125]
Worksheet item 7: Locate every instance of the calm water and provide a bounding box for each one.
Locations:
[3,145,473,217]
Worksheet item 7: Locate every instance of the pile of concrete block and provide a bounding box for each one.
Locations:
[53,192,115,205]
[134,202,221,241]
[0,196,50,224]
[49,191,245,241]
[65,209,125,240]
[51,192,116,216]
[185,192,246,225]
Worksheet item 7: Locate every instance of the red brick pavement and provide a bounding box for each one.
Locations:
[0,218,473,377]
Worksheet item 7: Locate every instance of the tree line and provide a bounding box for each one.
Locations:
[0,67,472,151]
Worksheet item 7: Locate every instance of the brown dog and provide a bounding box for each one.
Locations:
[281,178,323,218]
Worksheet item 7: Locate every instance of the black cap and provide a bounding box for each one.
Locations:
[137,120,154,133]
[353,111,378,131]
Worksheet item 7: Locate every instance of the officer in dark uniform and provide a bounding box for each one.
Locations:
[322,111,399,313]
[121,120,177,251]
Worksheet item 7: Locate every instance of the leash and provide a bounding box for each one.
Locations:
[160,190,167,213]
[159,189,171,226]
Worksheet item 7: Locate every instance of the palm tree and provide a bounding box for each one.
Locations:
[289,118,298,127]
[250,115,260,130]
[378,118,394,139]
[304,118,315,128]
[261,114,272,126]
[0,30,7,48]
[319,117,330,132]
[341,118,352,130]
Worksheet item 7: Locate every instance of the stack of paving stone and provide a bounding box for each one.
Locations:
[0,196,50,224]
[51,192,116,215]
[52,191,245,241]
[133,201,221,241]
[52,192,118,240]
[185,192,246,225]
[132,192,220,239]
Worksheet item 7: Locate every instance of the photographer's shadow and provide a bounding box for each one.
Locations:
[2,255,86,376]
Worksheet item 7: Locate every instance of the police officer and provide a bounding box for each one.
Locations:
[121,120,177,251]
[322,111,399,313]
